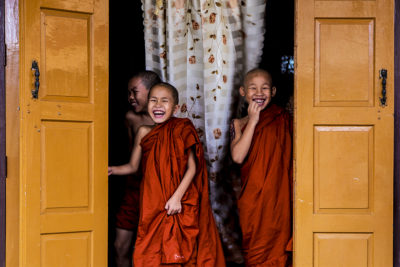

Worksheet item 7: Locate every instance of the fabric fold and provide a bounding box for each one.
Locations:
[134,118,225,266]
[238,104,293,266]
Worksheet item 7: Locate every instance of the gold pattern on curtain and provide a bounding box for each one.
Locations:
[142,0,266,260]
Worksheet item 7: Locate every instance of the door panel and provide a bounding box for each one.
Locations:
[315,19,374,107]
[314,126,372,212]
[41,9,92,101]
[295,0,394,266]
[314,233,373,267]
[20,0,108,266]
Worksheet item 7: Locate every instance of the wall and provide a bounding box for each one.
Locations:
[5,0,20,266]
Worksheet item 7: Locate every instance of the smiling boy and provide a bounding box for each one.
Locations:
[111,71,160,267]
[109,82,225,266]
[230,69,293,266]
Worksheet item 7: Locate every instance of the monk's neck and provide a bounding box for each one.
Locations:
[154,116,175,126]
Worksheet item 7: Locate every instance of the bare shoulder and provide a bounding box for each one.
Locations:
[235,116,249,132]
[230,116,248,141]
[126,111,154,134]
[125,110,140,125]
[137,125,153,138]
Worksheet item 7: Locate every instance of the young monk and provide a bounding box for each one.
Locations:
[230,69,293,266]
[109,82,226,266]
[110,71,160,267]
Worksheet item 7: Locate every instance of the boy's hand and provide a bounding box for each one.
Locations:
[165,195,182,215]
[108,166,113,176]
[248,101,262,124]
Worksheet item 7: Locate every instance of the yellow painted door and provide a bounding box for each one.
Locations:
[20,0,108,266]
[295,0,394,266]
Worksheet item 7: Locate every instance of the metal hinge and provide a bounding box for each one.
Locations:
[4,44,6,66]
[3,44,6,67]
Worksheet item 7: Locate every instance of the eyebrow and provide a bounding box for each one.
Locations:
[149,96,170,100]
[247,83,271,87]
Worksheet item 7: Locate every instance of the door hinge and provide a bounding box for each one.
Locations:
[4,44,6,67]
[2,156,7,179]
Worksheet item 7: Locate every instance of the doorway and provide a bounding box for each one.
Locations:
[107,1,294,266]
[108,1,146,266]
[1,0,396,266]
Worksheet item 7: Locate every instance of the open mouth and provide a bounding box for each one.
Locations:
[153,110,165,118]
[253,98,266,105]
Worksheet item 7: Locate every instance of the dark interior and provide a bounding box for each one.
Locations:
[108,1,145,266]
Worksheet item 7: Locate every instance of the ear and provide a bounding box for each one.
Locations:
[271,86,277,97]
[173,104,180,115]
[239,86,246,97]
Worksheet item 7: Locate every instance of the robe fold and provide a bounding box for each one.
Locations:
[238,104,293,267]
[115,174,141,231]
[133,117,225,267]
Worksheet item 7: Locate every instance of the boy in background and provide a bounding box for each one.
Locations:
[112,71,160,267]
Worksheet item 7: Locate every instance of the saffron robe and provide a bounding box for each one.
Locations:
[238,104,292,266]
[115,174,141,231]
[133,117,225,267]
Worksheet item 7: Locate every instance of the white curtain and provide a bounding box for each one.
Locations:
[142,0,266,260]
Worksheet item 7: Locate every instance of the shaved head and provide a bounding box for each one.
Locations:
[149,82,179,105]
[132,70,161,90]
[244,68,273,87]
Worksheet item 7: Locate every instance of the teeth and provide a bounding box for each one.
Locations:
[153,111,164,115]
[254,99,265,103]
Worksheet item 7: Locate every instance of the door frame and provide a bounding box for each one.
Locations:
[0,1,398,266]
[0,0,6,265]
[394,0,400,266]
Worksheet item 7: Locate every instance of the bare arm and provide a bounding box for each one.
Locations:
[125,111,138,148]
[165,148,196,215]
[230,101,261,164]
[108,126,150,176]
[125,117,134,148]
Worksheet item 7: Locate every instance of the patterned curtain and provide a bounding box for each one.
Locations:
[142,0,266,261]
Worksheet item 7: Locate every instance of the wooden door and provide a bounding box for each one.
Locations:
[20,0,108,266]
[295,0,394,266]
[0,0,5,266]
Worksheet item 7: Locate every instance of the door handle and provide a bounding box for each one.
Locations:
[379,69,387,107]
[31,60,40,99]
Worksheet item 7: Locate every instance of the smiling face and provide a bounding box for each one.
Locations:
[127,77,149,113]
[147,85,179,124]
[240,71,276,110]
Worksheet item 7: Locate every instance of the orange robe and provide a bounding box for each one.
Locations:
[115,174,141,231]
[238,104,292,266]
[133,117,225,267]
